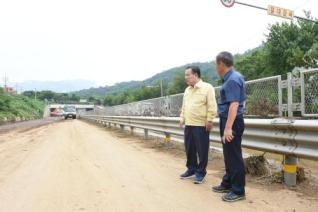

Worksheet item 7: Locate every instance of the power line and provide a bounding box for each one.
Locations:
[234,1,318,24]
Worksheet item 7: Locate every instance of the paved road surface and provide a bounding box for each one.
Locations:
[0,120,316,212]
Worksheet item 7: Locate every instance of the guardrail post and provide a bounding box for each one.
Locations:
[287,73,293,118]
[120,124,124,130]
[278,75,283,117]
[144,129,149,140]
[284,154,298,186]
[107,122,111,128]
[130,126,134,134]
[164,132,171,142]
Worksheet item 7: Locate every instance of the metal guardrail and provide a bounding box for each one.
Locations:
[81,115,318,161]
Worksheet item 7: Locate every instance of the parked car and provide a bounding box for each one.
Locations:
[63,106,77,119]
[50,108,64,117]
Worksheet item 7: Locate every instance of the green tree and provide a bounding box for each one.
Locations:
[167,69,187,95]
[235,12,318,79]
[37,90,55,101]
[303,41,318,67]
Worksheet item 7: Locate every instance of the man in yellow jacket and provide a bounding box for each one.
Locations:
[180,66,217,184]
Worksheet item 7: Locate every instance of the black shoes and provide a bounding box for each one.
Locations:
[222,191,246,202]
[212,185,246,202]
[180,170,195,179]
[180,170,205,184]
[193,175,205,184]
[212,185,230,193]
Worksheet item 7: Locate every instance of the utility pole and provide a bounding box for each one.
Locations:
[34,88,37,101]
[160,79,164,97]
[15,83,18,94]
[146,80,164,97]
[3,73,8,90]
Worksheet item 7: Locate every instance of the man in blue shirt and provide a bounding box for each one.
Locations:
[212,52,246,202]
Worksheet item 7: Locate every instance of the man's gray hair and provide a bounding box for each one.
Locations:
[216,51,234,67]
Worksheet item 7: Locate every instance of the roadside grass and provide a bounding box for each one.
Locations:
[0,91,45,124]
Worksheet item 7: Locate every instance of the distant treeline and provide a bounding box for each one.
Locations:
[22,90,82,103]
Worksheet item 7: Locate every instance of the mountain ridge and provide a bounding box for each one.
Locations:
[73,61,218,98]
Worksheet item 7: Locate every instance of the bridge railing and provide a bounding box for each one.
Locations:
[93,68,318,118]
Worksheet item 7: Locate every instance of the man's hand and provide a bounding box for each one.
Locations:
[224,128,234,142]
[179,120,185,128]
[206,121,213,132]
[223,102,238,143]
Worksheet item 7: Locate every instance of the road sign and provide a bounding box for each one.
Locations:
[268,5,294,20]
[220,0,235,8]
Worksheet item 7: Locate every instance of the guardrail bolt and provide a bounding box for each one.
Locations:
[284,154,298,186]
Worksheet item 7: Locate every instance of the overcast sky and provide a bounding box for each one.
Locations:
[0,0,317,87]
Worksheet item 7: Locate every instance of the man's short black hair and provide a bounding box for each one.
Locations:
[216,51,234,67]
[186,66,201,78]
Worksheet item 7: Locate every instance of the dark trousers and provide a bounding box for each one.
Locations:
[184,126,210,177]
[220,117,245,195]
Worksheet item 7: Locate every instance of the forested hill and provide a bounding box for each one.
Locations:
[73,62,217,98]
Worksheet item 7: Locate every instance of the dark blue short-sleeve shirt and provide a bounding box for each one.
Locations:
[217,69,246,118]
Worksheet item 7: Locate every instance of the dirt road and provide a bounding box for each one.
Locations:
[0,120,317,212]
[0,117,61,133]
